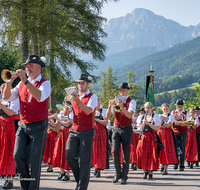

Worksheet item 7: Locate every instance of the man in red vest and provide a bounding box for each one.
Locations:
[65,74,98,190]
[107,82,136,184]
[171,99,190,171]
[3,55,51,190]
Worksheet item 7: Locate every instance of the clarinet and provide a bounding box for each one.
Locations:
[138,113,147,140]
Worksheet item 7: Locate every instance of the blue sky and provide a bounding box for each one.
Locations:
[101,0,200,26]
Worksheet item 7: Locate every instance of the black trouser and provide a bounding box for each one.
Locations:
[112,125,132,179]
[196,133,200,162]
[13,118,48,190]
[173,131,187,168]
[66,128,95,190]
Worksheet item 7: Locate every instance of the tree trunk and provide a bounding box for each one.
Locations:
[21,0,28,62]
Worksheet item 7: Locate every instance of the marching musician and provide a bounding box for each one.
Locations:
[185,108,198,168]
[171,99,190,171]
[136,102,161,180]
[92,98,109,177]
[194,106,200,166]
[3,55,51,190]
[0,83,19,189]
[43,108,60,173]
[130,111,139,171]
[65,74,98,190]
[157,103,177,175]
[52,108,72,181]
[106,82,136,184]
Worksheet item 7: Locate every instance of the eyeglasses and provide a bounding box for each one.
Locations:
[145,107,151,109]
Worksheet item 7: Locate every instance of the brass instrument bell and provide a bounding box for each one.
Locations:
[1,69,18,82]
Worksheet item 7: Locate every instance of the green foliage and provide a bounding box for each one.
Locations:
[0,44,20,87]
[126,69,144,109]
[184,80,200,111]
[113,36,200,86]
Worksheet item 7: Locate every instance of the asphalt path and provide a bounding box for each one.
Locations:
[0,161,200,190]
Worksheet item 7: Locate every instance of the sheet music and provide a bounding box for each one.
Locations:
[115,96,126,103]
[64,86,79,95]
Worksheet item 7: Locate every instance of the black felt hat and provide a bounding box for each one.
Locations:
[74,74,93,83]
[22,55,46,67]
[194,106,200,110]
[139,107,145,113]
[117,82,131,90]
[175,99,185,106]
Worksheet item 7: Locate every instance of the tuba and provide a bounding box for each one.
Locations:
[1,69,18,82]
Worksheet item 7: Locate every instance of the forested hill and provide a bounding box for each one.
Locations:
[113,36,200,84]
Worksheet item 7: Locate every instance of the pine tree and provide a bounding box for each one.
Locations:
[126,69,144,110]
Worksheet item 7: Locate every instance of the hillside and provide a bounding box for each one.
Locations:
[113,36,200,84]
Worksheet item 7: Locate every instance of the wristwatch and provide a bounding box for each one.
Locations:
[24,80,30,85]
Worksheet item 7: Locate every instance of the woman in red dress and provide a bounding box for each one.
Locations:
[185,108,198,168]
[130,111,139,170]
[52,108,72,181]
[92,98,109,177]
[157,103,178,175]
[43,108,60,172]
[0,83,19,189]
[136,102,161,180]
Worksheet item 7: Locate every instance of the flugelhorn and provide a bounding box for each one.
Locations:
[183,115,194,125]
[64,95,73,108]
[1,69,18,82]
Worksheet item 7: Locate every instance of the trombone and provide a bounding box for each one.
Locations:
[1,69,18,82]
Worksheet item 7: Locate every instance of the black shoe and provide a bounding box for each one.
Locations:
[162,170,168,175]
[47,168,53,172]
[61,175,70,181]
[120,177,127,184]
[95,172,100,177]
[195,162,199,167]
[187,162,190,167]
[161,167,164,173]
[112,175,122,183]
[148,174,153,180]
[75,183,80,190]
[133,166,137,170]
[174,164,178,170]
[3,180,8,186]
[190,164,193,169]
[57,172,66,180]
[2,182,13,189]
[142,172,148,179]
[94,169,97,176]
[179,168,184,171]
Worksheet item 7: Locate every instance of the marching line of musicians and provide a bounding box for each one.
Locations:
[1,73,200,190]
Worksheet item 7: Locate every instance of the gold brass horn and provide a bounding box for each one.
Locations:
[64,95,73,108]
[183,115,194,125]
[113,104,121,112]
[56,104,64,113]
[1,69,18,82]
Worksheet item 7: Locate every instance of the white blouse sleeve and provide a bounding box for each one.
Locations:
[168,114,175,123]
[153,113,161,126]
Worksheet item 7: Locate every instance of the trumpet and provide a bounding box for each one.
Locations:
[1,69,18,82]
[111,99,121,112]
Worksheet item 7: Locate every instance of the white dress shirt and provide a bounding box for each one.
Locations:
[5,74,51,102]
[78,90,98,112]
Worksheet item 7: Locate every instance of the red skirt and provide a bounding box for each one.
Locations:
[43,130,57,164]
[130,131,139,164]
[157,127,178,165]
[185,129,198,161]
[91,124,107,169]
[136,131,159,171]
[52,127,70,170]
[0,116,16,175]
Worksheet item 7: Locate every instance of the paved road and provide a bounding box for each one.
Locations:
[0,161,200,190]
